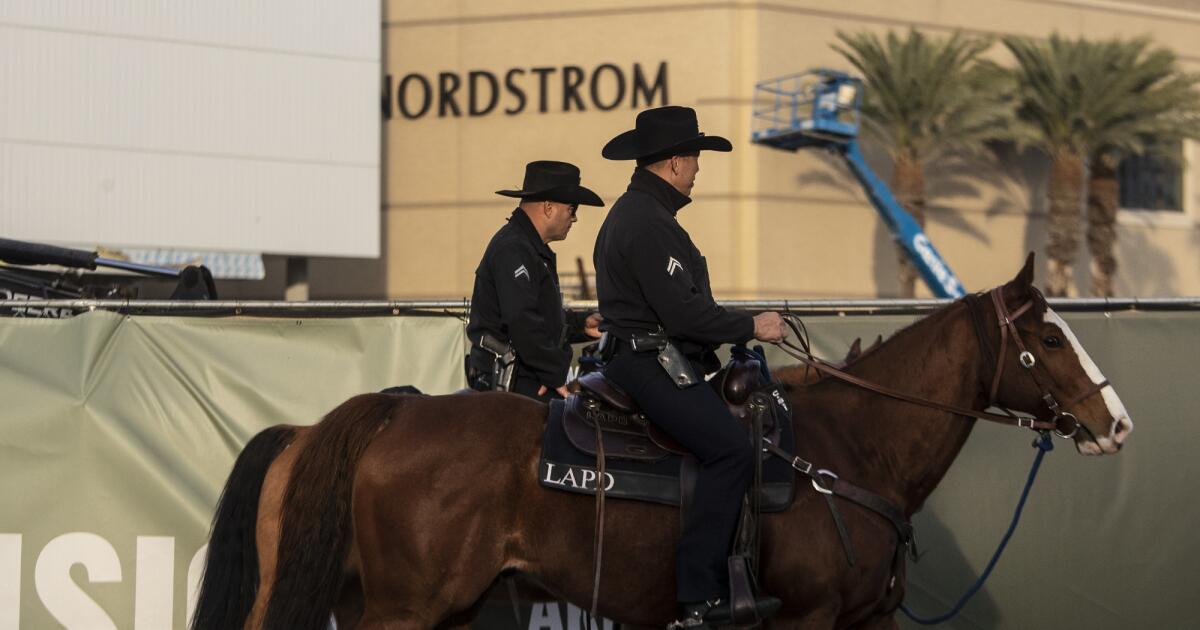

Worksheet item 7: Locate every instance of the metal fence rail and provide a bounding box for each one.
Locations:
[2,297,1198,318]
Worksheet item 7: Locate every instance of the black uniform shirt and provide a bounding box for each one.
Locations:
[467,208,586,387]
[594,168,755,356]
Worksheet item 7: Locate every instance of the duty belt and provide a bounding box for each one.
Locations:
[598,330,699,389]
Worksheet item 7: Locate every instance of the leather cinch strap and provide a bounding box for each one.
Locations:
[590,422,606,618]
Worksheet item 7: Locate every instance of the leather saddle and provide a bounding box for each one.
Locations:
[563,351,781,462]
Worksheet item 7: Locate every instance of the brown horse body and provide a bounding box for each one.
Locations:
[192,261,1132,630]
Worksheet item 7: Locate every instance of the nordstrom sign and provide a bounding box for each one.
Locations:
[383,61,669,120]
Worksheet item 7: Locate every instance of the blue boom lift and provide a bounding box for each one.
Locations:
[750,69,965,298]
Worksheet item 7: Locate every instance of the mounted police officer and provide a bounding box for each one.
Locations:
[594,106,787,626]
[467,160,605,401]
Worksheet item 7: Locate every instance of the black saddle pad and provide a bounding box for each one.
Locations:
[538,394,796,512]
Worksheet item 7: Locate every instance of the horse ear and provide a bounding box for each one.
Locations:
[1012,252,1035,290]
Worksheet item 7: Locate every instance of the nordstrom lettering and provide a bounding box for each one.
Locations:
[383,62,669,120]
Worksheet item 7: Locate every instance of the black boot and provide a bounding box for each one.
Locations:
[668,596,783,629]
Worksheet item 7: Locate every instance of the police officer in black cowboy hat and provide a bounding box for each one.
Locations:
[594,106,787,626]
[467,160,605,401]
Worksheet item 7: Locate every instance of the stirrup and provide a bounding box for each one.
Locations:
[667,596,782,629]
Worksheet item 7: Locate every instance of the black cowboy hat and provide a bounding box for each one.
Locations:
[495,160,604,207]
[602,105,733,161]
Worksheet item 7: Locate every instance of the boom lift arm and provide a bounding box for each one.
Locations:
[750,69,964,298]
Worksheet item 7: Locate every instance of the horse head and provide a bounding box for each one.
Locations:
[985,253,1133,455]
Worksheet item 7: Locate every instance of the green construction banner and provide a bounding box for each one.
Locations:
[0,309,1194,629]
[0,312,466,629]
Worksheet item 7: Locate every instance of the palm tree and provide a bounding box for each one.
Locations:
[1000,34,1200,296]
[1000,35,1107,297]
[834,30,1011,297]
[1083,40,1200,296]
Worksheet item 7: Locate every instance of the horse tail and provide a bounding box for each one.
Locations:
[263,393,402,630]
[190,424,296,630]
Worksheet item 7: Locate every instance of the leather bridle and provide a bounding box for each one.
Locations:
[969,287,1109,439]
[776,286,1111,440]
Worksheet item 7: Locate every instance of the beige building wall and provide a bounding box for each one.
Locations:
[377,0,1200,300]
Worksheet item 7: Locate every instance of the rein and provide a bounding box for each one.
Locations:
[773,288,1108,436]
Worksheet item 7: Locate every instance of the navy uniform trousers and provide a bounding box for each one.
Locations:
[603,349,755,603]
[511,371,558,402]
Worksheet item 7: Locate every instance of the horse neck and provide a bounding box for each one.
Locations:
[819,302,987,512]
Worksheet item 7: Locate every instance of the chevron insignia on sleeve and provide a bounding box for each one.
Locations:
[514,264,530,280]
[666,257,683,276]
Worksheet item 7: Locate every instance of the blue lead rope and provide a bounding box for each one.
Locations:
[900,432,1055,625]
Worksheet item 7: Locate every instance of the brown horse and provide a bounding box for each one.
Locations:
[191,257,1132,630]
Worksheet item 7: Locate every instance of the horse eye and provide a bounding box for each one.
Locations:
[1043,335,1062,348]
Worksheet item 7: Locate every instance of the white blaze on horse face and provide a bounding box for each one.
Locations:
[1043,309,1133,454]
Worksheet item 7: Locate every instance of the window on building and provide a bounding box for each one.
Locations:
[1117,143,1183,212]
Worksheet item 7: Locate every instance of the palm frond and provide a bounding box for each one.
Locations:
[833,29,1011,163]
[1001,33,1200,161]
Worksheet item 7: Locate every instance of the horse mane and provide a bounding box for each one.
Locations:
[840,334,884,367]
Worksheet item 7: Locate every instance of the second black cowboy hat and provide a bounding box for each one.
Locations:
[495,160,604,207]
[601,105,733,161]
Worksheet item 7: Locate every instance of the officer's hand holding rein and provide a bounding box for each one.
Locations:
[753,312,788,343]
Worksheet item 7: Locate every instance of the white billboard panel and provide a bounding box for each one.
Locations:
[0,1,380,257]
